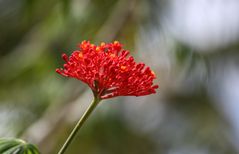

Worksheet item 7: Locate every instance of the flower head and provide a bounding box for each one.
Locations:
[56,41,158,99]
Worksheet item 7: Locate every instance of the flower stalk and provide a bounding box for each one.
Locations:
[58,96,101,154]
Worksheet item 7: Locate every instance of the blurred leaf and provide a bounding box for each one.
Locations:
[175,43,194,64]
[0,138,40,154]
[61,0,71,16]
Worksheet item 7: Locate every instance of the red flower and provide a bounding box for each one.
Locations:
[56,41,158,99]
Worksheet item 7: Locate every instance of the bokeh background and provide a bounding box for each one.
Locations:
[1,0,239,153]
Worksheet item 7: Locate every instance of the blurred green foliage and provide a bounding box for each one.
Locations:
[0,138,40,154]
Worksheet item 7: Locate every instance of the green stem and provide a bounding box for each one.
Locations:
[58,96,101,154]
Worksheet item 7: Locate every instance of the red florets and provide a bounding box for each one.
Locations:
[56,41,158,99]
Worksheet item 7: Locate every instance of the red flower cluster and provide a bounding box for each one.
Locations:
[56,41,158,99]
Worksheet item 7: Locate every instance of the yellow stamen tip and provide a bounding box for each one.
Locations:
[101,42,105,46]
[96,47,100,52]
[120,65,127,70]
[151,71,155,77]
[109,53,116,58]
[79,52,83,58]
[114,41,119,44]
